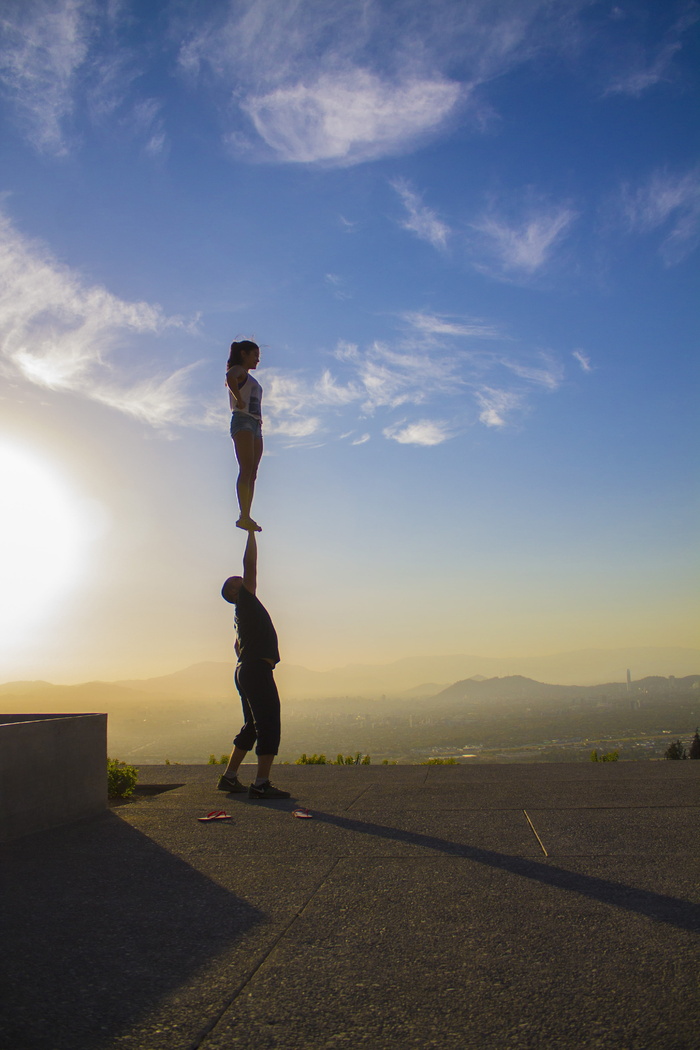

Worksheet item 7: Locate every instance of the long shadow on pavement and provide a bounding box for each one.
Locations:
[0,812,263,1050]
[309,810,700,933]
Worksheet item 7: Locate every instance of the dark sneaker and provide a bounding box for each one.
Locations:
[217,774,247,794]
[248,780,290,800]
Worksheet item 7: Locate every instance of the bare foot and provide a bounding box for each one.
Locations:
[236,517,262,532]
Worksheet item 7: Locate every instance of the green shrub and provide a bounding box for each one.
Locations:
[382,759,398,765]
[297,752,370,765]
[207,754,229,765]
[664,740,687,760]
[420,757,458,765]
[107,759,138,798]
[590,750,619,762]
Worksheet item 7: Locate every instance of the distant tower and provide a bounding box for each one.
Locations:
[626,668,631,693]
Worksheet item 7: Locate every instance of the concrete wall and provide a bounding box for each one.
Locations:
[0,713,107,842]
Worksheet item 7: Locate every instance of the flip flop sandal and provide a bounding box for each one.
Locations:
[292,808,312,819]
[198,810,232,822]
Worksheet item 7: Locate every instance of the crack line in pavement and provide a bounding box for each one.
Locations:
[344,782,377,812]
[523,810,549,857]
[187,858,341,1050]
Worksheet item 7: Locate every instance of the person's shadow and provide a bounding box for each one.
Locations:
[0,812,264,1050]
[295,807,700,934]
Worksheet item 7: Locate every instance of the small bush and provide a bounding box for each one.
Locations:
[107,759,138,798]
[420,757,458,765]
[590,750,619,762]
[297,752,370,765]
[382,759,398,765]
[207,754,229,765]
[688,728,700,760]
[664,740,687,760]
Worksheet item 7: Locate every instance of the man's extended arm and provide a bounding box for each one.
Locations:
[242,529,257,594]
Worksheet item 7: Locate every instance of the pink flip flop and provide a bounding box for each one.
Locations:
[198,810,232,822]
[292,808,312,819]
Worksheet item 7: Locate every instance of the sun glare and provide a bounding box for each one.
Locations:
[0,443,100,647]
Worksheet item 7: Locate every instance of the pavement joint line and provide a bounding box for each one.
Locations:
[187,857,341,1050]
[523,809,549,857]
[343,783,376,812]
[523,805,700,812]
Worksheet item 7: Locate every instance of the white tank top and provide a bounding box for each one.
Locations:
[228,367,263,420]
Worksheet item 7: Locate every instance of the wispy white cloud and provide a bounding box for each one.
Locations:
[0,0,168,156]
[471,201,577,276]
[620,167,700,266]
[4,0,692,169]
[361,353,420,411]
[130,97,167,157]
[317,369,361,405]
[500,353,563,390]
[604,42,682,98]
[177,0,599,167]
[0,209,195,426]
[87,366,199,427]
[391,179,451,249]
[603,6,699,97]
[0,0,91,155]
[325,273,352,300]
[383,420,451,446]
[239,69,461,166]
[338,215,358,233]
[401,311,502,340]
[258,372,323,440]
[572,349,592,372]
[259,308,574,445]
[474,388,522,428]
[179,0,465,165]
[0,199,579,446]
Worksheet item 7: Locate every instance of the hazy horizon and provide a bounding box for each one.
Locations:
[2,645,698,696]
[1,1,698,685]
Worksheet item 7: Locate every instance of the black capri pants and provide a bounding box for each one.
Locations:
[232,659,281,756]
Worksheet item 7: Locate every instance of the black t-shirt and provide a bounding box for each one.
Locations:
[234,585,280,666]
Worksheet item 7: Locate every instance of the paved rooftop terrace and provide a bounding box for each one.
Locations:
[1,762,698,1050]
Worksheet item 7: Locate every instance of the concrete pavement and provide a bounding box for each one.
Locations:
[0,762,698,1050]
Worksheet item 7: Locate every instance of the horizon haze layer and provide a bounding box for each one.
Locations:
[1,646,697,701]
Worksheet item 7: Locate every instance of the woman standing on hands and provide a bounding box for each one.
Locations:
[227,339,264,532]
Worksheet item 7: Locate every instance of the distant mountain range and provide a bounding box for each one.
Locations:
[431,673,700,709]
[3,663,697,764]
[0,646,697,708]
[126,645,697,699]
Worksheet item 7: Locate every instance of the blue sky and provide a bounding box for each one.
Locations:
[0,0,698,683]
